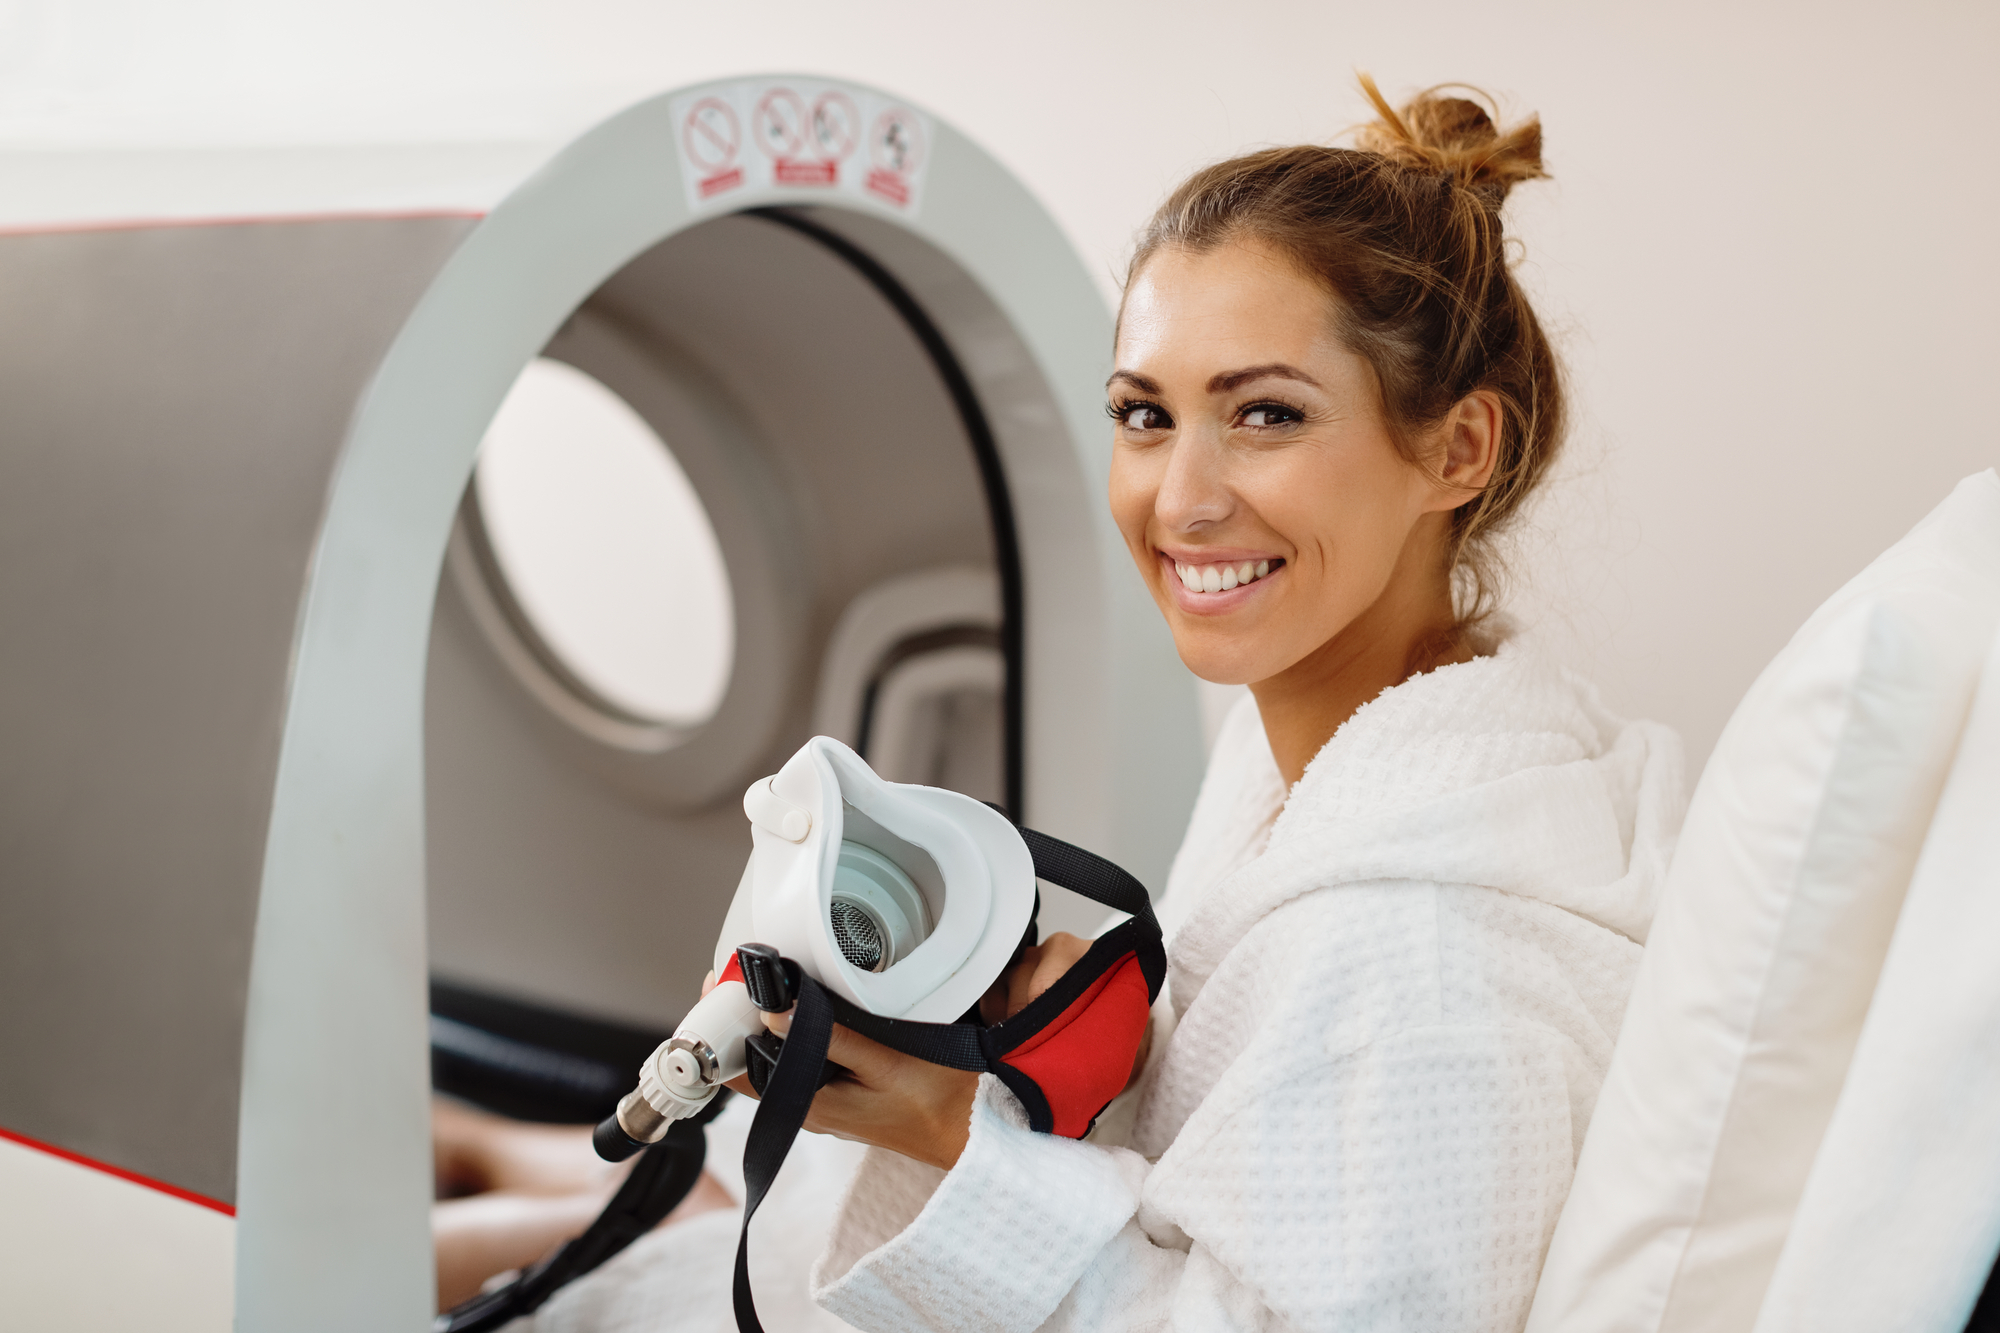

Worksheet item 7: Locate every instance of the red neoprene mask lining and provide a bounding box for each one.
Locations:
[999,953,1151,1138]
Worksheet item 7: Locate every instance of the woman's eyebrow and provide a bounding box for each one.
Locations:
[1207,363,1323,393]
[1106,370,1161,393]
[1107,365,1324,395]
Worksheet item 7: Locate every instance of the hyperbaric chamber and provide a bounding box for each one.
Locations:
[0,75,1202,1332]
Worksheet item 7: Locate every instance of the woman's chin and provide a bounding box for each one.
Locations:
[1147,563,1305,685]
[1173,636,1271,689]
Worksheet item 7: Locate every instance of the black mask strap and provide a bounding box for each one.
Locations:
[731,970,839,1333]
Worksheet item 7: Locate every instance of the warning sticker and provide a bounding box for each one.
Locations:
[681,97,743,200]
[864,105,925,208]
[670,79,933,215]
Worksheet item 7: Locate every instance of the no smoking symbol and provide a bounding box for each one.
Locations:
[682,98,740,173]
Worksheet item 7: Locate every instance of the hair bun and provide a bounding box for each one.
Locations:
[1355,74,1547,204]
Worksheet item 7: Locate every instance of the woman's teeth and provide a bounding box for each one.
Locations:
[1173,559,1274,594]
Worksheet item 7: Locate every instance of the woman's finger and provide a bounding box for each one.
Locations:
[1029,932,1089,1004]
[981,945,1035,1025]
[807,1024,979,1168]
[1001,943,1041,1020]
[1000,931,1093,1019]
[820,1017,908,1083]
[741,1008,897,1092]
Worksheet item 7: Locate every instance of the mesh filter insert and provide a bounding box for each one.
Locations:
[829,899,887,972]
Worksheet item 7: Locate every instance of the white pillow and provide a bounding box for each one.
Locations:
[1751,624,2000,1333]
[1526,470,2000,1333]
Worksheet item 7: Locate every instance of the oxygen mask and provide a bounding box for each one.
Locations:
[593,736,1035,1159]
[576,736,1162,1333]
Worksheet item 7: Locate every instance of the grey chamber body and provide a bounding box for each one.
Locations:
[0,76,1202,1330]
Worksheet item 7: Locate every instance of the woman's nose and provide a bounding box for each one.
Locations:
[1154,432,1233,532]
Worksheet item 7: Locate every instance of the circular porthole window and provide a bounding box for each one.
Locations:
[469,357,735,730]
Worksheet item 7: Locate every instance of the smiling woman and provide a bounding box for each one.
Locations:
[1106,79,1561,785]
[1107,236,1506,786]
[772,78,1686,1333]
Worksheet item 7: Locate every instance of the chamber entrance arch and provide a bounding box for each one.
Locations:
[237,77,1202,1330]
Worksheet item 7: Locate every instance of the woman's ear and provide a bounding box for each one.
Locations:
[1424,389,1503,510]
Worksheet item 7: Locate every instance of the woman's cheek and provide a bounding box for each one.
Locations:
[1106,451,1162,573]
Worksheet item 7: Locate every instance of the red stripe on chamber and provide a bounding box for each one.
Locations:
[0,1124,236,1216]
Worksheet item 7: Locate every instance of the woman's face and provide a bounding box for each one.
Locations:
[1108,238,1470,687]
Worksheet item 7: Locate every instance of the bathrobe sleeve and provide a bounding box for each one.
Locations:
[810,1020,1579,1333]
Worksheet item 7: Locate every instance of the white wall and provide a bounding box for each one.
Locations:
[6,0,1995,771]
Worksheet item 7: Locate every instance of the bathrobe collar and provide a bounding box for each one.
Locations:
[1166,641,1683,1018]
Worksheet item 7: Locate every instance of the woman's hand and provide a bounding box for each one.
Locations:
[711,932,1096,1170]
[978,932,1093,1026]
[976,933,1153,1087]
[736,1015,980,1169]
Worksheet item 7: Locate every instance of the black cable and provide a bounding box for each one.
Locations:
[429,1014,629,1112]
[434,1094,731,1333]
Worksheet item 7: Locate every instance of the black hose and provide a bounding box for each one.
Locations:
[434,1094,731,1333]
[431,1014,629,1109]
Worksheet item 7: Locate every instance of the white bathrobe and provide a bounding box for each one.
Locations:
[809,643,1684,1333]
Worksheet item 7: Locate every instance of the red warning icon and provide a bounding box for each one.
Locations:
[754,88,807,160]
[762,86,856,187]
[682,97,743,199]
[866,107,925,208]
[811,92,859,163]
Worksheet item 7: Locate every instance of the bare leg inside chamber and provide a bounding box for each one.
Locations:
[431,1097,736,1312]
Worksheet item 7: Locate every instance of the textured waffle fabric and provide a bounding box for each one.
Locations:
[811,641,1685,1332]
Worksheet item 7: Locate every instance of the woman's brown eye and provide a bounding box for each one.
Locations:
[1111,402,1170,431]
[1241,404,1300,428]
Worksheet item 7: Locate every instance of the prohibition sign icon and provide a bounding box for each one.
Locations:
[754,88,808,160]
[682,98,741,174]
[864,106,926,206]
[870,107,925,176]
[810,91,860,163]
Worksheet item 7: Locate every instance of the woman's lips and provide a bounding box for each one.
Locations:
[1159,552,1285,613]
